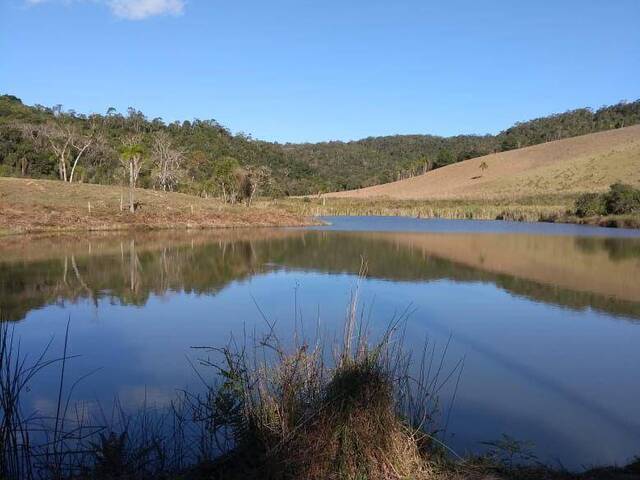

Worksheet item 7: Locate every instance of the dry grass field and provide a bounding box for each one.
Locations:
[326,125,640,201]
[0,177,313,235]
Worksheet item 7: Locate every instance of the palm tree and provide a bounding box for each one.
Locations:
[120,142,146,213]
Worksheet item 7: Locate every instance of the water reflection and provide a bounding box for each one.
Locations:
[1,227,639,322]
[2,220,640,468]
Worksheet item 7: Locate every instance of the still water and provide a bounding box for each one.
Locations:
[1,217,640,468]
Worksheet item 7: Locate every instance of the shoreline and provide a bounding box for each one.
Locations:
[277,197,640,230]
[0,219,319,237]
[0,177,317,237]
[2,177,638,238]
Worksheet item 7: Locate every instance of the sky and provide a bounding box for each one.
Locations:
[1,0,639,143]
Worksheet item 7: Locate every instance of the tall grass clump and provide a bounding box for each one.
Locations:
[0,320,108,480]
[0,322,36,479]
[189,277,463,479]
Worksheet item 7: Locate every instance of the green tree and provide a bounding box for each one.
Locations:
[213,156,241,203]
[436,149,454,168]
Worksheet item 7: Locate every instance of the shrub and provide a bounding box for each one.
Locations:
[604,183,640,215]
[574,184,640,217]
[574,193,606,217]
[0,164,16,177]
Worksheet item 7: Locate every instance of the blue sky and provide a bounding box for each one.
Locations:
[1,0,639,143]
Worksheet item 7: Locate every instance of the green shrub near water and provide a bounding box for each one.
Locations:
[605,183,640,215]
[574,193,607,217]
[574,183,640,217]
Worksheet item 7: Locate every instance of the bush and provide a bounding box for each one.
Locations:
[0,164,16,177]
[604,182,640,215]
[574,193,606,217]
[574,183,640,217]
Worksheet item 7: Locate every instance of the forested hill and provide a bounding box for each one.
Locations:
[1,94,639,197]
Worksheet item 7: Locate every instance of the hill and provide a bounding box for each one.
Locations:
[0,177,312,235]
[1,94,639,196]
[325,126,640,200]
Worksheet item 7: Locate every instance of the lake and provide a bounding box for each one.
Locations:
[1,216,639,469]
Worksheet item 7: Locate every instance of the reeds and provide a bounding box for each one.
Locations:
[0,317,223,479]
[0,320,107,479]
[275,196,572,223]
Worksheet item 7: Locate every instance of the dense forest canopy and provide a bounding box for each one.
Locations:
[1,94,639,197]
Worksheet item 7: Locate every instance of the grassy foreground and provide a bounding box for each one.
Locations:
[0,177,315,235]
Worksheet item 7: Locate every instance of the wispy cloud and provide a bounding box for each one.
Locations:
[24,0,187,20]
[107,0,185,20]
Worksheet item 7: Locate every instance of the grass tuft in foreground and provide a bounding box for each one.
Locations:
[190,281,452,479]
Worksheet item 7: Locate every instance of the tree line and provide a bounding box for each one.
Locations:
[1,94,639,198]
[280,100,640,191]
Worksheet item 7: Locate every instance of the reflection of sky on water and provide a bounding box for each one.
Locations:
[15,269,640,469]
[315,216,640,237]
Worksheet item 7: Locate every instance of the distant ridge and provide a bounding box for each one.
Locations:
[326,125,640,200]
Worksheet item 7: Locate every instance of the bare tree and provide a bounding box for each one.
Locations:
[67,114,106,182]
[151,131,184,191]
[38,121,73,181]
[68,122,99,183]
[22,113,101,182]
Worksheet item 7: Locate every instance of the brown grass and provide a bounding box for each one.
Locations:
[0,177,315,235]
[279,195,573,223]
[188,288,449,480]
[326,126,640,201]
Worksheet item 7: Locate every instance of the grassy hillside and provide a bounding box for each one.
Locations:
[326,125,640,200]
[0,177,313,235]
[1,94,639,196]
